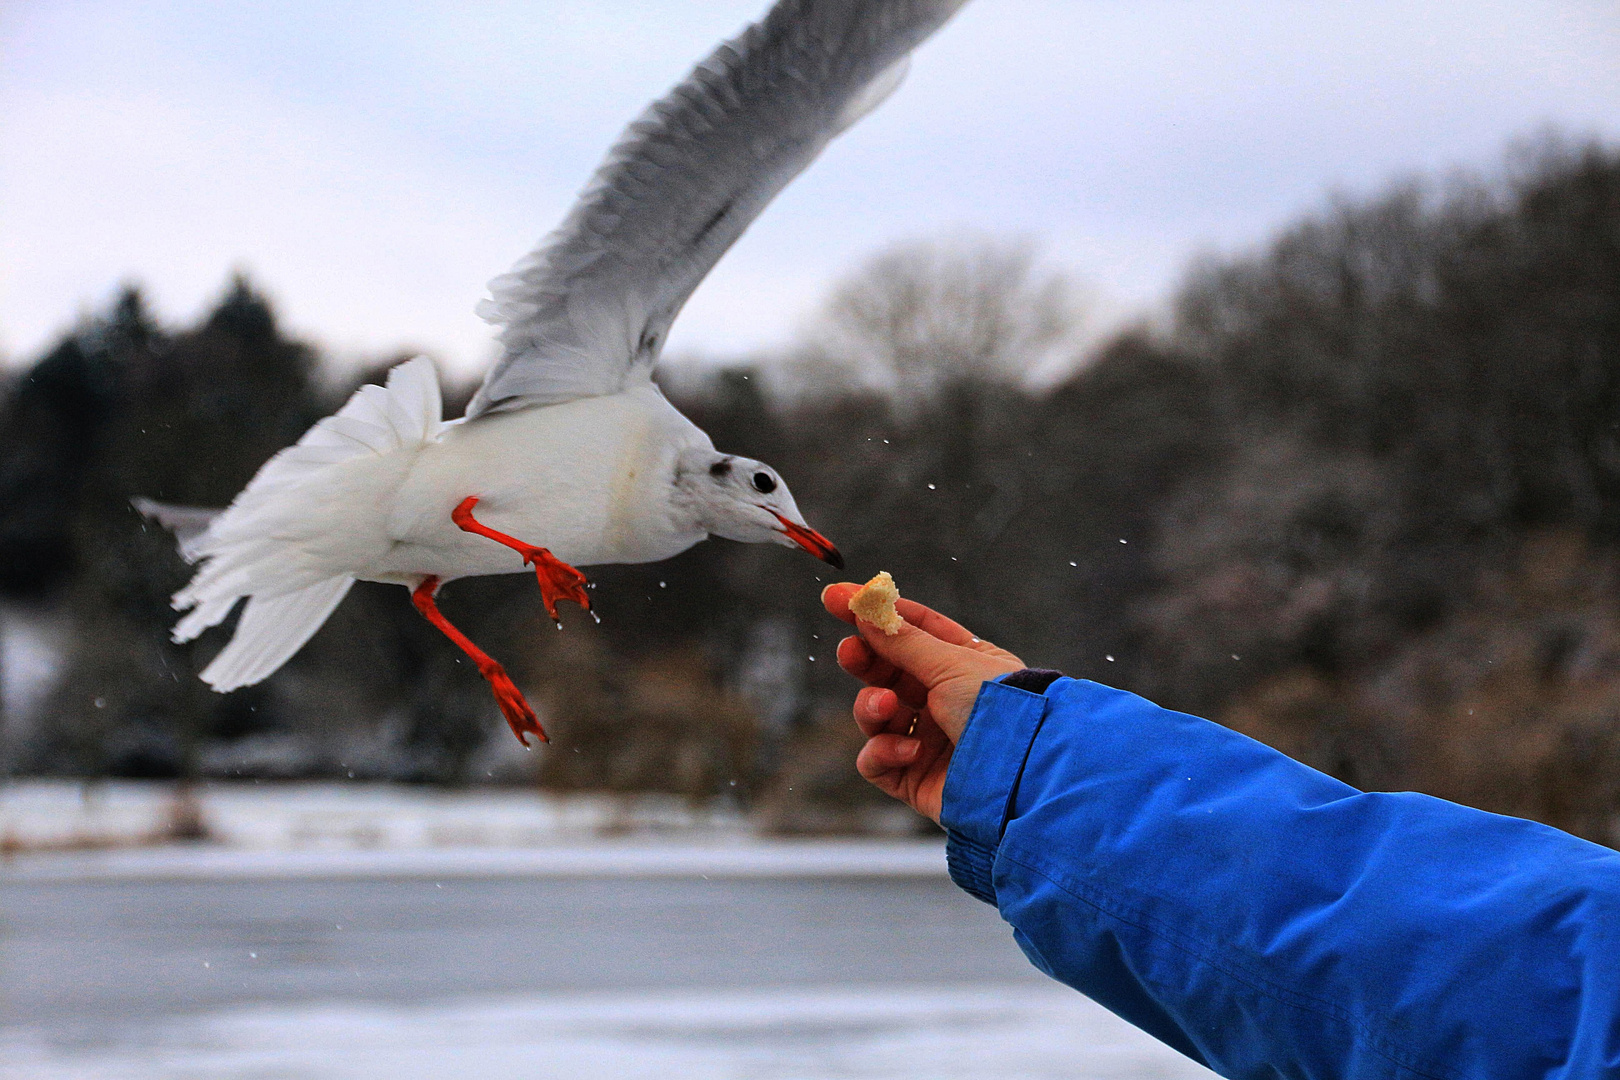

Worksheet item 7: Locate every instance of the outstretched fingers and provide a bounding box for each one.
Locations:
[824,582,1014,692]
[821,582,864,623]
[837,635,930,707]
[823,581,1003,825]
[851,616,979,692]
[822,583,979,645]
[891,597,979,648]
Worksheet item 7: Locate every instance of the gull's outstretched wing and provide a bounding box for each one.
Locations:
[465,0,967,419]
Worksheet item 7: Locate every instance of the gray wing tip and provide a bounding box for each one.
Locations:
[133,497,223,564]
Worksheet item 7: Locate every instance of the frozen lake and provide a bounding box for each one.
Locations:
[0,860,1215,1079]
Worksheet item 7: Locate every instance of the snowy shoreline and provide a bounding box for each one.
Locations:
[0,780,755,849]
[0,780,943,882]
[2,838,949,883]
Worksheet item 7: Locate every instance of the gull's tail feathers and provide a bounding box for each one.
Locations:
[197,576,356,692]
[164,356,444,691]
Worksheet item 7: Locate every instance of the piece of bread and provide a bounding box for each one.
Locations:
[849,571,903,635]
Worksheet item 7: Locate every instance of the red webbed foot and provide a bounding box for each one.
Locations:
[481,660,549,746]
[452,496,593,626]
[526,550,591,626]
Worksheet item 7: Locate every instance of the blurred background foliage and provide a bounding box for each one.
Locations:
[2,138,1618,840]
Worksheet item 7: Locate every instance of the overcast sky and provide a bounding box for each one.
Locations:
[3,1,1618,379]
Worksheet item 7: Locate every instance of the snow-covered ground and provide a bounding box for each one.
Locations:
[4,838,950,882]
[0,779,760,851]
[0,779,944,881]
[0,985,1215,1080]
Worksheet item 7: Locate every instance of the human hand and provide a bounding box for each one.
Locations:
[822,583,1023,823]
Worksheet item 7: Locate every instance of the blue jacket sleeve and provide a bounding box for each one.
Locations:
[940,676,1620,1080]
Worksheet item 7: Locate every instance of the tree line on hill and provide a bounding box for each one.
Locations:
[1,137,1617,840]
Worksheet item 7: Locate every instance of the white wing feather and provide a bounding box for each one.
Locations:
[467,0,968,418]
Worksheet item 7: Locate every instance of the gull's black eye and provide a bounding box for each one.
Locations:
[752,471,776,494]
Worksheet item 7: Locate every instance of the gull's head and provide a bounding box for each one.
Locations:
[676,449,842,568]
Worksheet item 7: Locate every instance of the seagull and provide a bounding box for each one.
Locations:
[138,0,968,746]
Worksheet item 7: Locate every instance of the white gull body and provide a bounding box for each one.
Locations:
[380,386,711,577]
[254,382,717,592]
[143,0,967,740]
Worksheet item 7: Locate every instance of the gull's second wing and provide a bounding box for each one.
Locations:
[466,0,968,418]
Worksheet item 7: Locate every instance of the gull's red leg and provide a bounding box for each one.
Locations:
[411,576,547,746]
[452,496,592,626]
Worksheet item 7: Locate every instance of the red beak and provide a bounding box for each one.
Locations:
[772,512,844,569]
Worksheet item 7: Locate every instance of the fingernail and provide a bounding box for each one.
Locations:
[898,738,920,760]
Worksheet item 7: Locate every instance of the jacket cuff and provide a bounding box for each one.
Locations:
[940,675,1056,904]
[1000,668,1065,695]
[945,831,999,904]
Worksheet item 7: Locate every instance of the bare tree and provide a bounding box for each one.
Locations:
[790,234,1088,403]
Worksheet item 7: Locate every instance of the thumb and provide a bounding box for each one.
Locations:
[856,615,973,690]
